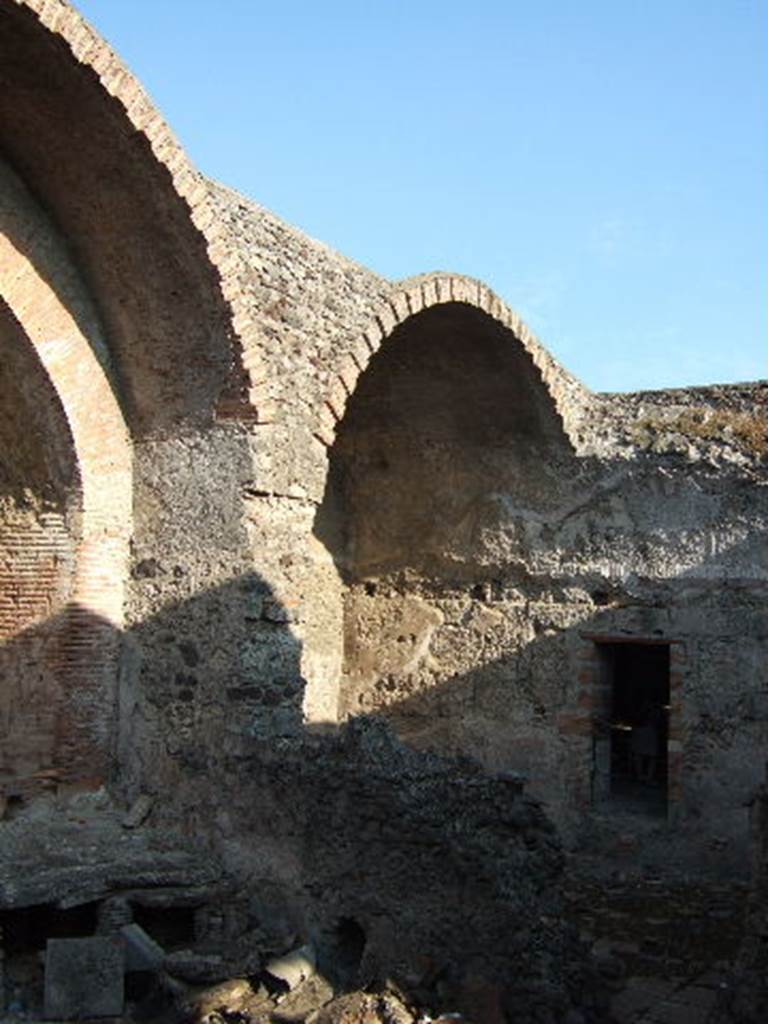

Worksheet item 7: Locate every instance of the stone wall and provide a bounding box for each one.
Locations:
[320,447,767,872]
[232,717,582,1018]
[110,219,768,878]
[291,276,768,874]
[0,153,130,794]
[1,11,767,1018]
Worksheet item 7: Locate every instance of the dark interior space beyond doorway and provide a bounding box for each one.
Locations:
[596,642,670,815]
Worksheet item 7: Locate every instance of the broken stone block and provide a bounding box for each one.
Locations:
[181,977,270,1021]
[44,936,124,1019]
[312,991,417,1024]
[264,942,316,991]
[121,922,165,972]
[165,949,230,983]
[122,793,153,829]
[268,973,334,1020]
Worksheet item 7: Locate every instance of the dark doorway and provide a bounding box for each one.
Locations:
[594,642,670,815]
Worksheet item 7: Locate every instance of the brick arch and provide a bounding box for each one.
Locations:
[314,272,591,450]
[2,0,265,428]
[0,155,131,624]
[0,167,131,787]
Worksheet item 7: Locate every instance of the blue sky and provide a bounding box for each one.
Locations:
[76,1,766,393]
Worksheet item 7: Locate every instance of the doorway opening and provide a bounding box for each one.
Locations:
[593,642,670,815]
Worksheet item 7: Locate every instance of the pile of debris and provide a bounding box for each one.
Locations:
[1,897,598,1024]
[0,721,616,1023]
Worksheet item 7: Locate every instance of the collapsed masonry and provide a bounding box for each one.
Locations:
[1,721,592,1021]
[0,1,766,1021]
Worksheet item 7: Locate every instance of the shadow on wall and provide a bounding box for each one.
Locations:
[314,302,577,580]
[310,298,768,882]
[2,557,765,1008]
[0,577,579,1010]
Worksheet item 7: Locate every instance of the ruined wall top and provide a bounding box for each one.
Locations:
[589,380,768,469]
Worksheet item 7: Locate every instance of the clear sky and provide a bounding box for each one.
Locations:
[75,0,766,393]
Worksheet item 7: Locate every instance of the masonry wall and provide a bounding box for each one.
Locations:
[310,299,768,875]
[41,165,757,884]
[0,303,79,792]
[4,0,765,908]
[0,8,646,1010]
[328,460,768,874]
[0,147,135,797]
[112,237,768,883]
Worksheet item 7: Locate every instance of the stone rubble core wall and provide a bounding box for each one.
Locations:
[235,717,585,1018]
[0,8,767,1017]
[308,286,768,873]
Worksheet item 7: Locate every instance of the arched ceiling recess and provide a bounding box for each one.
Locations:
[314,273,593,453]
[0,157,130,629]
[0,300,78,509]
[0,293,127,786]
[0,0,264,433]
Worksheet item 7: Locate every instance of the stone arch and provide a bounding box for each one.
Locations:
[0,0,266,430]
[307,273,591,727]
[0,301,81,789]
[0,155,131,791]
[313,272,591,451]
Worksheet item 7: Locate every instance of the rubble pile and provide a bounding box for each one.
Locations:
[0,722,612,1024]
[233,718,596,1020]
